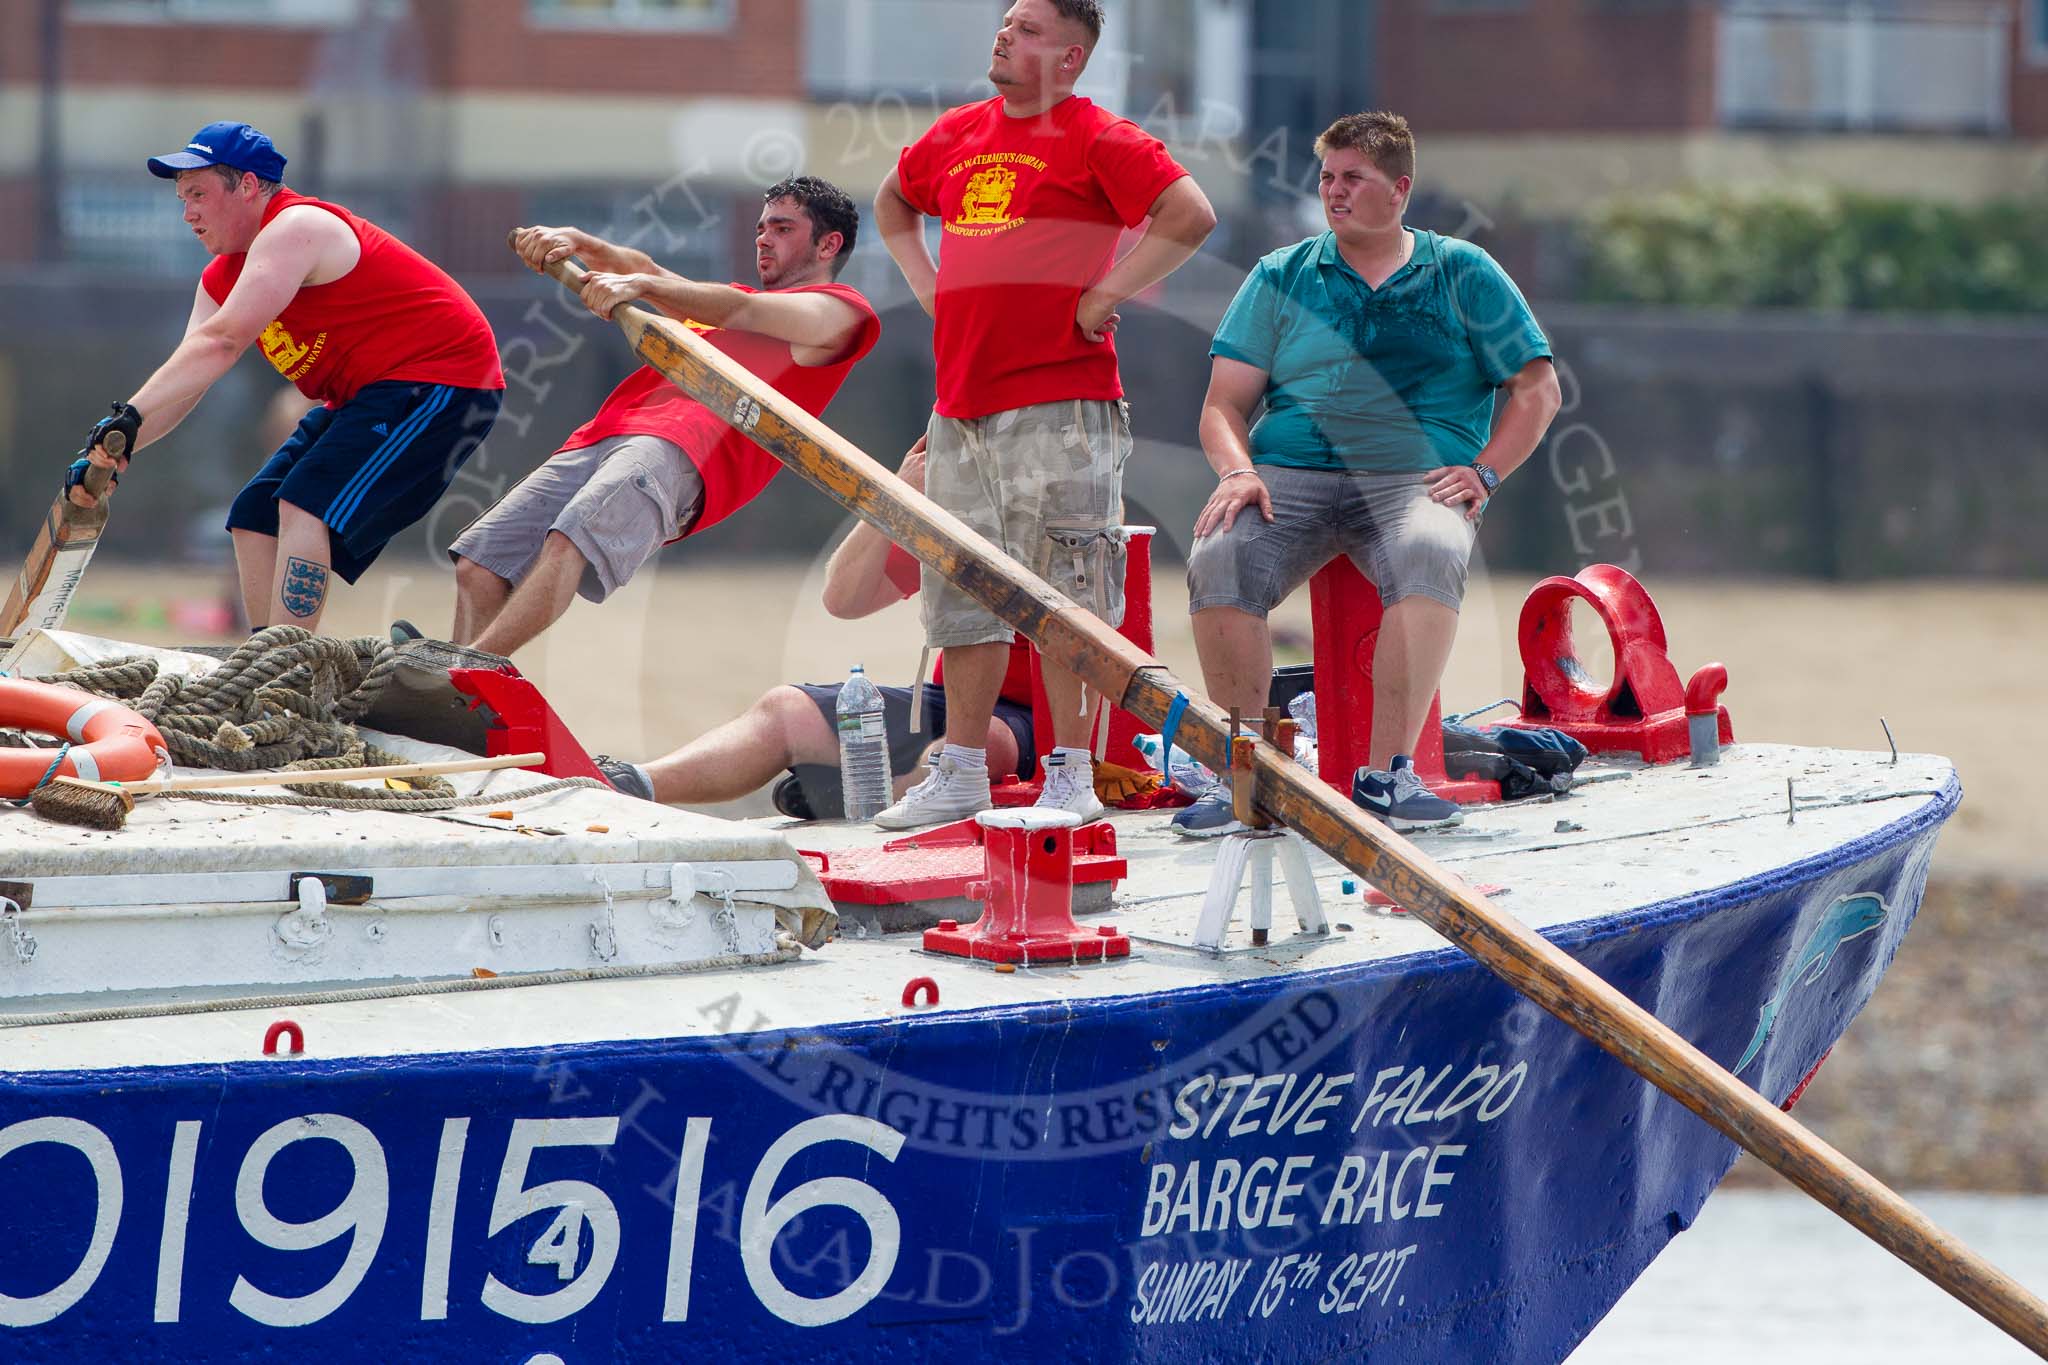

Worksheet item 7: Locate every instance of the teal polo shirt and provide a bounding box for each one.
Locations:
[1210,229,1552,473]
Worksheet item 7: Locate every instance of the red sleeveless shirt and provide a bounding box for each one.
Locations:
[200,189,503,406]
[558,281,879,537]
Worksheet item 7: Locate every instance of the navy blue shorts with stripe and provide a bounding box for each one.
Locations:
[228,380,503,584]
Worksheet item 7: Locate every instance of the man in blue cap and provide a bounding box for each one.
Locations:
[70,121,504,631]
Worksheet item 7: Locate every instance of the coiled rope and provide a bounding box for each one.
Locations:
[0,625,591,813]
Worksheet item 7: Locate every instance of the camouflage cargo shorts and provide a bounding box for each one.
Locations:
[921,399,1133,648]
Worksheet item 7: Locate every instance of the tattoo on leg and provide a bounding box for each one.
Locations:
[281,557,329,620]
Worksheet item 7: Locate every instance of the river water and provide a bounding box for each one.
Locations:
[1568,1189,2048,1363]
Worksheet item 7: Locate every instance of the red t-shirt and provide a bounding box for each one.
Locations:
[883,546,1035,705]
[201,189,503,406]
[559,282,880,536]
[896,95,1187,419]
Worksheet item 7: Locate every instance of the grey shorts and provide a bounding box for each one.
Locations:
[1186,464,1481,616]
[921,399,1132,648]
[448,433,705,604]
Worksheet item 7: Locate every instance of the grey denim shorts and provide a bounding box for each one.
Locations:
[921,399,1132,648]
[1186,463,1480,615]
[448,433,705,604]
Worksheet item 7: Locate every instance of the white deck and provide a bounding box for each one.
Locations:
[0,743,1952,1074]
[0,726,837,998]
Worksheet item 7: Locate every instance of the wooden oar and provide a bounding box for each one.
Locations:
[528,245,2048,1356]
[2,429,124,636]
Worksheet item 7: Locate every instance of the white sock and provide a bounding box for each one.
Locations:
[943,744,987,771]
[1050,746,1092,769]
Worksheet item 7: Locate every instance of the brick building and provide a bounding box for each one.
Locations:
[4,0,2043,274]
[1378,0,2048,211]
[1,0,811,275]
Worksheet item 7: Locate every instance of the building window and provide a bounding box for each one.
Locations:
[2033,0,2048,62]
[70,0,359,22]
[524,186,727,280]
[805,0,1003,100]
[528,0,732,30]
[59,183,208,274]
[1717,2,2009,134]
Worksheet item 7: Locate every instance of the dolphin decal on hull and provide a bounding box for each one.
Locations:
[1736,891,1890,1074]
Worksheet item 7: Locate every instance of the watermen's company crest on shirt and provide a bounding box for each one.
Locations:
[260,319,328,382]
[961,167,1018,224]
[947,153,1044,237]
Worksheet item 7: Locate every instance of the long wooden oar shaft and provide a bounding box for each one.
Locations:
[533,251,2048,1355]
[54,751,546,795]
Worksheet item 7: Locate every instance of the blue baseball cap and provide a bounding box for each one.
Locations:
[147,121,287,182]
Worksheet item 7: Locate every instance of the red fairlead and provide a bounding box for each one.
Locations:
[0,677,167,798]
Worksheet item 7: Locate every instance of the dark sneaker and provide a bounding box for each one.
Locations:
[594,755,656,803]
[1170,782,1245,839]
[1352,755,1464,831]
[389,618,425,645]
[771,773,817,821]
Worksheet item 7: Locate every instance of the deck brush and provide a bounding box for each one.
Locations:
[29,780,134,830]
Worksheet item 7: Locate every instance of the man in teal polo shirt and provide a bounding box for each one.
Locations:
[1177,110,1561,835]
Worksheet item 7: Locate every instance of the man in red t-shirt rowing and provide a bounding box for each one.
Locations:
[70,121,504,632]
[873,0,1215,828]
[449,177,879,657]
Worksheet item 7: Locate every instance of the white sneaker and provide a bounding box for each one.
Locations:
[1034,754,1104,822]
[873,753,993,830]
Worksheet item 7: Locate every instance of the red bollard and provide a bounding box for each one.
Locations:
[1686,662,1731,766]
[1307,558,1497,804]
[1016,527,1157,795]
[922,810,1130,965]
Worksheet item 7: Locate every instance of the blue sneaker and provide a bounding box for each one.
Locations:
[594,755,657,803]
[1170,783,1246,839]
[1351,756,1464,831]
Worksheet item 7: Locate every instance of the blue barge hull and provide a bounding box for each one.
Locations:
[0,774,1955,1363]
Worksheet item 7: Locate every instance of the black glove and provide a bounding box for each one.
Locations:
[65,457,116,496]
[82,401,143,463]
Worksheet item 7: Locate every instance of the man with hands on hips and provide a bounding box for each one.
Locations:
[871,0,1217,830]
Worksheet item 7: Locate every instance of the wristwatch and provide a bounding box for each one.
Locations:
[1473,462,1500,495]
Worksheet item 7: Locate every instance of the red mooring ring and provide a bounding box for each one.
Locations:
[262,1020,305,1056]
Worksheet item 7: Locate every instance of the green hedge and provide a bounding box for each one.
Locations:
[1579,188,2048,314]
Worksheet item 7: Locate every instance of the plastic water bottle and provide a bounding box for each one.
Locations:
[1133,733,1216,797]
[1286,692,1319,765]
[836,665,891,821]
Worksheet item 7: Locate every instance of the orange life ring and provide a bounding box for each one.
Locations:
[0,677,167,798]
